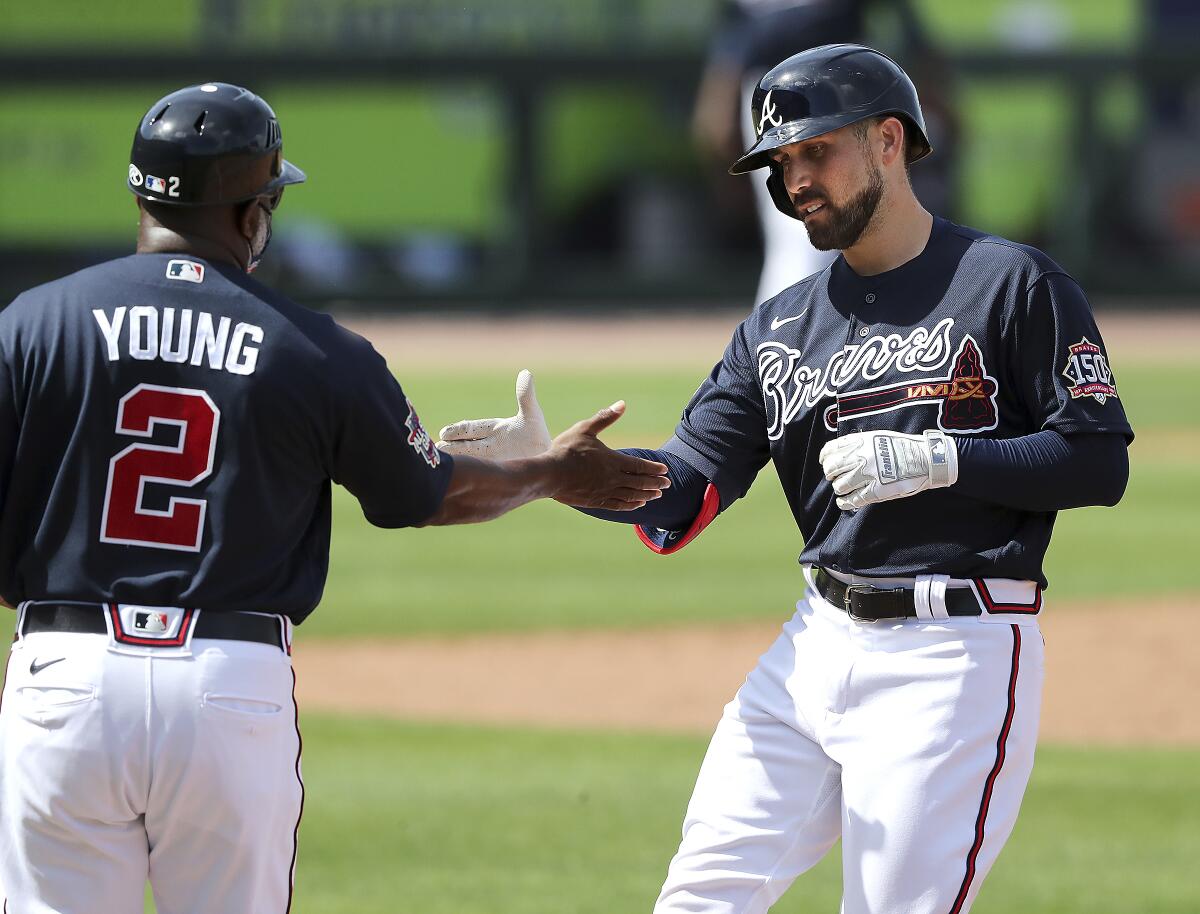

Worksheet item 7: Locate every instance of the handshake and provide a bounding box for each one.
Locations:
[436,370,668,514]
[437,370,960,515]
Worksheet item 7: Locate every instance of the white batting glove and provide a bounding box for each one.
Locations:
[436,369,553,460]
[819,430,958,511]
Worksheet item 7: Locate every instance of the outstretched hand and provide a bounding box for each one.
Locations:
[547,401,670,511]
[437,370,552,460]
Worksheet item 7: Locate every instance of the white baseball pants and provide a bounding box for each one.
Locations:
[654,580,1044,914]
[0,628,303,914]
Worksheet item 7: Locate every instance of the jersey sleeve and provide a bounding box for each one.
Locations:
[329,343,453,528]
[0,330,19,520]
[664,321,771,509]
[1011,272,1134,441]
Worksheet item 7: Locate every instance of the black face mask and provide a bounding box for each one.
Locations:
[246,204,272,274]
[245,190,283,274]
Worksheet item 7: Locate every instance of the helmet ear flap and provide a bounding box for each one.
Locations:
[766,165,799,221]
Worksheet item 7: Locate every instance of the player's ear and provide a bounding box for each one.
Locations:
[879,116,906,168]
[236,200,261,242]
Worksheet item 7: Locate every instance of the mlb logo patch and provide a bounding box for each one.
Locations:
[112,604,192,647]
[167,259,205,283]
[133,611,170,634]
[145,174,167,194]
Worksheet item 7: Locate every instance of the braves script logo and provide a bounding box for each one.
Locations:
[405,398,441,468]
[1061,337,1117,404]
[757,89,783,136]
[758,318,999,437]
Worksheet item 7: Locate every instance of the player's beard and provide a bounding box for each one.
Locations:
[801,164,885,251]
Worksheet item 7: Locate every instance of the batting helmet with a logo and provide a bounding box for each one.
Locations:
[128,82,306,207]
[730,44,932,219]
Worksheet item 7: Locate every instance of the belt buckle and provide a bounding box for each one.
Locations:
[842,583,908,623]
[842,583,879,623]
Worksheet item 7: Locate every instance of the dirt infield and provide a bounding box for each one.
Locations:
[342,309,1200,370]
[294,596,1200,746]
[302,312,1198,746]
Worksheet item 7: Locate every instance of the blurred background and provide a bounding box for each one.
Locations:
[1,0,1198,309]
[3,3,1199,913]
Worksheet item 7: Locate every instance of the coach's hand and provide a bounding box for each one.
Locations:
[437,369,553,460]
[547,401,670,510]
[819,430,958,511]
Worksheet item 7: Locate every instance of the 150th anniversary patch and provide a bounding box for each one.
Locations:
[1061,338,1117,404]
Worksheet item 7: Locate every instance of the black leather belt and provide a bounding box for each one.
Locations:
[20,602,287,650]
[813,569,981,622]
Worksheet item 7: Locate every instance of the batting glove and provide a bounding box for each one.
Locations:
[818,430,958,511]
[437,369,553,460]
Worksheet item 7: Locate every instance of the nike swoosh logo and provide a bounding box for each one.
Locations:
[770,308,809,331]
[29,657,66,676]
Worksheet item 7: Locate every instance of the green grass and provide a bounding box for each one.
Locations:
[1107,363,1199,430]
[261,716,1199,913]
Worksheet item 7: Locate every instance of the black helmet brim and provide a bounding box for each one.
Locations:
[729,114,867,175]
[267,159,307,193]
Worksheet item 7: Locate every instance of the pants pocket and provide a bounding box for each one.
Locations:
[201,693,284,717]
[12,684,98,728]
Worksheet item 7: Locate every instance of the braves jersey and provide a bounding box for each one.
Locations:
[0,254,451,622]
[663,217,1133,586]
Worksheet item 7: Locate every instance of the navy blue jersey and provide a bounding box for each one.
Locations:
[0,254,452,622]
[664,217,1133,586]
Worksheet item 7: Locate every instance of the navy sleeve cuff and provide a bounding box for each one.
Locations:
[576,447,709,528]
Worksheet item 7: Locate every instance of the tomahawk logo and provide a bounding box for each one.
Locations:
[405,398,441,468]
[757,90,783,136]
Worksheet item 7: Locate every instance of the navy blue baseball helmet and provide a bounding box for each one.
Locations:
[128,82,306,206]
[730,45,932,219]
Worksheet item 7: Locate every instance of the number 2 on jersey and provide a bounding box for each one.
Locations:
[100,384,220,552]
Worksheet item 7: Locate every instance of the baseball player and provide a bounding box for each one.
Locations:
[0,83,669,913]
[438,45,1132,913]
